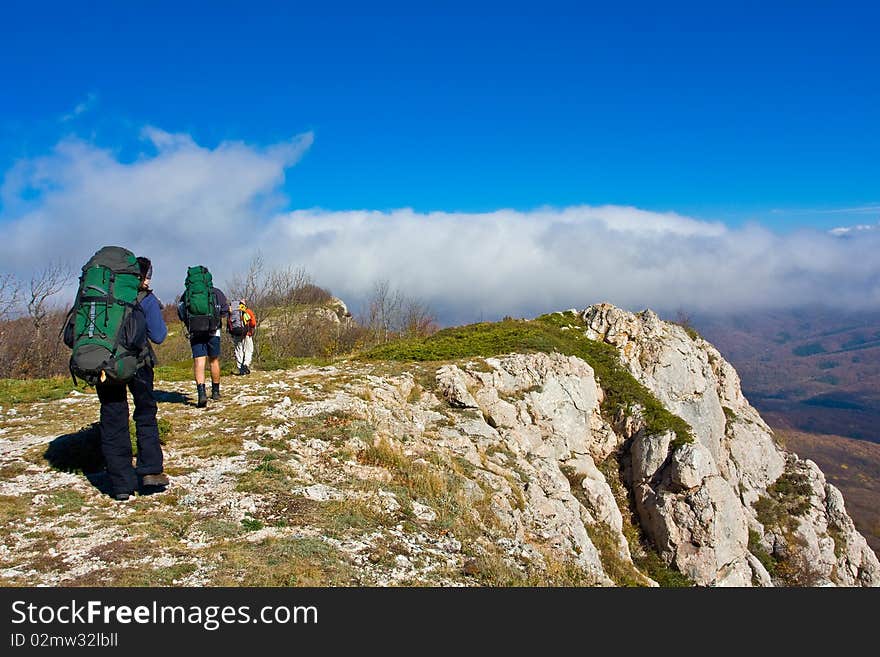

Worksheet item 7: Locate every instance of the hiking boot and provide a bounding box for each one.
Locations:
[197,383,207,408]
[242,365,251,375]
[141,473,170,487]
[237,366,245,376]
[211,382,221,400]
[113,492,131,502]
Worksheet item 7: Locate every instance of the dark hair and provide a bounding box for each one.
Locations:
[136,257,153,280]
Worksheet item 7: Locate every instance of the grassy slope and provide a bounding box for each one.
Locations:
[364,311,694,447]
[0,377,84,405]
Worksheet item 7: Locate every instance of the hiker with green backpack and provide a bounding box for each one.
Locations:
[63,248,169,501]
[176,265,229,408]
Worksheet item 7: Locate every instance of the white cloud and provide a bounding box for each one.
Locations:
[1,128,879,323]
[829,222,880,236]
[775,204,880,216]
[60,92,98,122]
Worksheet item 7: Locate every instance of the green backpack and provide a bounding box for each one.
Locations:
[63,246,150,385]
[183,265,219,333]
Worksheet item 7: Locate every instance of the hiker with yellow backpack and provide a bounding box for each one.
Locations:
[228,298,257,375]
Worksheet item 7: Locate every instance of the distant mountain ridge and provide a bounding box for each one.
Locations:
[692,307,880,443]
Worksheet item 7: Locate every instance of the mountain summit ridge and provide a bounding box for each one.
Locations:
[0,303,876,586]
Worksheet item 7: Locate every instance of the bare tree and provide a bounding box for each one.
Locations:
[0,272,22,377]
[363,280,400,344]
[227,251,267,308]
[0,272,21,323]
[228,256,334,316]
[674,307,700,340]
[27,263,72,375]
[224,256,342,363]
[28,263,71,331]
[401,297,438,338]
[264,265,306,306]
[360,279,436,344]
[0,264,72,378]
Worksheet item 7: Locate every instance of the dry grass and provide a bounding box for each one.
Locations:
[562,465,650,587]
[65,562,198,587]
[0,494,32,524]
[205,536,358,586]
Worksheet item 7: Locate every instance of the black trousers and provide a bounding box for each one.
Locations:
[95,366,163,495]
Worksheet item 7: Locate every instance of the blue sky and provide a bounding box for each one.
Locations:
[2,2,879,320]
[2,1,878,229]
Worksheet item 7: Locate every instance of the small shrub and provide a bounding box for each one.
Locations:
[828,526,845,559]
[671,310,701,341]
[748,529,776,577]
[755,465,814,533]
[241,516,265,531]
[769,470,812,500]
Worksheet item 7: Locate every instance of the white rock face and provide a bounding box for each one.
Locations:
[631,430,673,483]
[379,307,878,587]
[579,303,879,587]
[436,365,479,409]
[583,305,727,465]
[436,353,624,585]
[824,483,879,586]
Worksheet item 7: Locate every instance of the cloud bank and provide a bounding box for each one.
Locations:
[1,129,879,323]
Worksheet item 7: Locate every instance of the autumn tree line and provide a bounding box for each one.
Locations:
[0,254,437,380]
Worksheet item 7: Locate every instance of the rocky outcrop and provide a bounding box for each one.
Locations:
[435,348,758,586]
[436,353,625,585]
[258,296,354,333]
[579,303,880,586]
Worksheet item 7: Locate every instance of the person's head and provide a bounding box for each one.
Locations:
[239,298,247,309]
[136,257,153,289]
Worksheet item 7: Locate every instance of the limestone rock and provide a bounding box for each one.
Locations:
[436,365,479,408]
[581,303,878,587]
[631,430,672,483]
[667,442,718,491]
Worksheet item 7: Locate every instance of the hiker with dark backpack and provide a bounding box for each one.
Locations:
[176,266,229,408]
[229,298,257,375]
[63,249,168,501]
